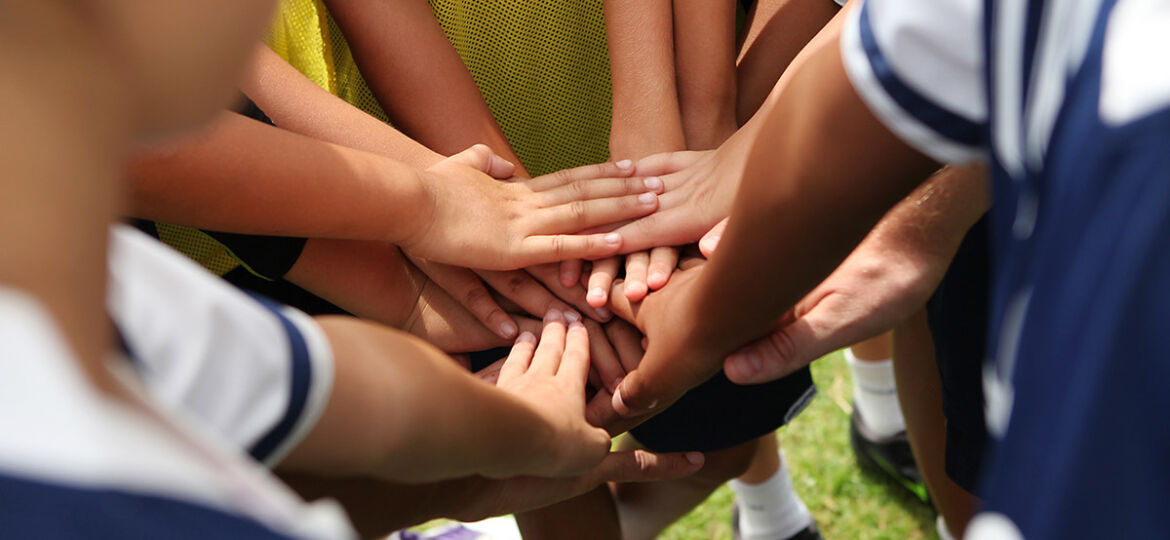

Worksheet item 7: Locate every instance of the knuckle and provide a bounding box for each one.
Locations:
[551,234,569,257]
[503,272,531,293]
[568,200,588,223]
[461,286,492,309]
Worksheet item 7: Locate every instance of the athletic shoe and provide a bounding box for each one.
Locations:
[731,500,823,540]
[850,405,929,502]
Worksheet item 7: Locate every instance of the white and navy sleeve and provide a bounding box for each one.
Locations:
[107,225,334,467]
[840,0,987,164]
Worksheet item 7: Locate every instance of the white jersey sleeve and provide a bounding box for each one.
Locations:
[840,0,987,164]
[106,225,334,467]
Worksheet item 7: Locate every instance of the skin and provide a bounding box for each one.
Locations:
[324,0,529,175]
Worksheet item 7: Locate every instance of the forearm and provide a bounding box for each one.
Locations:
[735,0,840,124]
[326,0,526,174]
[241,45,443,168]
[282,316,553,482]
[672,0,738,149]
[283,239,419,327]
[680,34,937,362]
[606,0,686,159]
[126,111,429,243]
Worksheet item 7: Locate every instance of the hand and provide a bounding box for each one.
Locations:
[495,310,612,477]
[401,146,663,270]
[476,263,613,323]
[605,148,746,253]
[712,215,956,383]
[603,257,721,418]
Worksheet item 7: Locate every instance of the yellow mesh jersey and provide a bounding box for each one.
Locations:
[164,0,614,275]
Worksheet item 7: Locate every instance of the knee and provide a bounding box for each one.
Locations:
[691,439,760,486]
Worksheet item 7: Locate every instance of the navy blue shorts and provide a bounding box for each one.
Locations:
[629,367,816,454]
[925,218,990,494]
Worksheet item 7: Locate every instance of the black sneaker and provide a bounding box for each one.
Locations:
[731,500,823,540]
[850,406,929,503]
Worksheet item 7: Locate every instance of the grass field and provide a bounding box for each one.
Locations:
[660,350,939,540]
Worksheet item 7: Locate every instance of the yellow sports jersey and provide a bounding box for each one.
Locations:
[267,0,614,175]
[166,0,615,276]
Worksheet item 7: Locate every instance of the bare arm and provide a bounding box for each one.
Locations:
[280,314,612,483]
[673,0,739,149]
[126,111,431,242]
[612,23,940,415]
[241,45,443,168]
[605,0,687,160]
[325,0,528,175]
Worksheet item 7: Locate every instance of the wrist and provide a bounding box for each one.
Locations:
[389,168,438,249]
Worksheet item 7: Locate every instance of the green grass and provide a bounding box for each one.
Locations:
[660,351,938,540]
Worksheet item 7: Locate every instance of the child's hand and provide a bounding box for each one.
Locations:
[495,310,612,477]
[605,148,745,253]
[402,146,663,270]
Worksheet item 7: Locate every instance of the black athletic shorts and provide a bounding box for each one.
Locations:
[629,368,817,454]
[925,217,990,494]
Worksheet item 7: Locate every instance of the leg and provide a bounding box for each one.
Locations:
[893,309,978,538]
[729,433,817,540]
[514,484,622,540]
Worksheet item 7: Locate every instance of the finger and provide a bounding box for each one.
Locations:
[540,176,664,206]
[498,331,538,383]
[558,319,591,390]
[605,319,645,374]
[530,310,568,376]
[605,279,638,325]
[559,259,583,288]
[631,150,705,177]
[474,358,506,384]
[525,159,637,192]
[623,252,650,303]
[447,144,516,180]
[586,319,625,393]
[724,317,821,384]
[477,269,582,321]
[514,233,625,267]
[451,354,472,371]
[534,192,658,235]
[646,247,679,290]
[612,349,714,416]
[590,449,705,484]
[423,263,519,339]
[586,257,620,307]
[605,208,698,254]
[525,264,612,322]
[698,218,729,258]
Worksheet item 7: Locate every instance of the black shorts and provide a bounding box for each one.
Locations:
[629,368,817,454]
[925,217,990,494]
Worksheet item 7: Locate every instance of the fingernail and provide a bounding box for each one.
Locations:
[610,375,624,393]
[638,192,657,204]
[685,452,705,465]
[499,320,518,338]
[546,309,564,322]
[517,331,536,343]
[616,159,633,170]
[728,353,756,376]
[749,351,763,372]
[594,306,612,319]
[643,176,663,192]
[648,271,668,286]
[587,288,607,304]
[604,233,621,246]
[569,320,585,331]
[564,310,582,323]
[612,388,630,415]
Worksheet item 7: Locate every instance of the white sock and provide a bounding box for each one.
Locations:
[729,453,812,540]
[937,515,959,540]
[846,348,906,438]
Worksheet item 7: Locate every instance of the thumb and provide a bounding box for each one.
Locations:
[722,317,821,384]
[698,218,729,258]
[591,449,705,484]
[447,144,516,179]
[611,349,708,416]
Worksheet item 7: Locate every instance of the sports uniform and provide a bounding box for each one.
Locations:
[107,225,334,467]
[843,0,1170,536]
[0,288,354,538]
